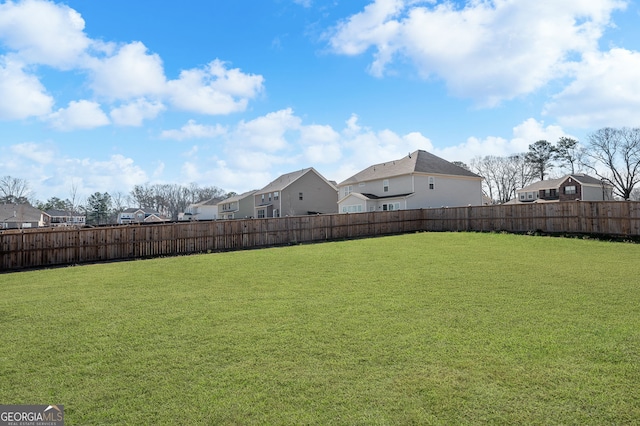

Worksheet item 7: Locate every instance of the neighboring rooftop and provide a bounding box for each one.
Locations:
[339,150,480,185]
[518,174,612,192]
[258,167,336,193]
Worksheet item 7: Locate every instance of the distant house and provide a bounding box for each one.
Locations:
[217,190,257,220]
[117,208,169,224]
[337,150,483,213]
[514,174,614,203]
[46,209,86,227]
[180,197,224,221]
[0,204,50,229]
[254,168,338,218]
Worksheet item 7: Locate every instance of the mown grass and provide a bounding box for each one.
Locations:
[1,232,639,424]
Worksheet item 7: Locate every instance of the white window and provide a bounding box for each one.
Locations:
[342,204,363,213]
[429,177,435,190]
[520,193,525,200]
[274,191,279,200]
[565,185,576,195]
[261,194,265,203]
[383,179,389,192]
[257,209,265,218]
[528,193,533,199]
[273,209,280,217]
[299,192,303,200]
[344,185,353,197]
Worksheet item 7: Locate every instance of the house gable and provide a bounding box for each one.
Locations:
[254,168,338,217]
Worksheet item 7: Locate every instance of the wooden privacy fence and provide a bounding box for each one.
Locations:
[1,201,640,271]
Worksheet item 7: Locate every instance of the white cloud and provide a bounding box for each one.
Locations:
[0,57,53,119]
[0,0,90,69]
[181,157,273,192]
[160,119,227,141]
[4,142,148,200]
[110,98,166,126]
[10,141,55,164]
[89,41,167,100]
[152,161,165,178]
[167,59,264,115]
[0,2,265,126]
[434,118,569,163]
[544,48,640,128]
[328,0,626,106]
[340,114,431,166]
[300,124,342,164]
[47,100,110,131]
[77,154,148,192]
[233,108,301,151]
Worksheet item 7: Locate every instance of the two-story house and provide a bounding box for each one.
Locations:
[217,190,257,220]
[180,197,224,221]
[515,174,614,203]
[46,209,86,227]
[254,168,338,218]
[337,150,483,213]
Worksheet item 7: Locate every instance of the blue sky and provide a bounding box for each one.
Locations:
[1,0,639,202]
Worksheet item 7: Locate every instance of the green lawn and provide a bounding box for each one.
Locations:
[1,232,639,424]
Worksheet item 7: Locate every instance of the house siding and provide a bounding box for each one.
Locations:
[339,194,368,213]
[219,195,255,219]
[280,171,338,216]
[407,175,483,208]
[581,184,611,201]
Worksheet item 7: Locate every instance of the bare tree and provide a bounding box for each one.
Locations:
[129,182,227,220]
[110,191,129,216]
[585,127,640,200]
[69,179,80,211]
[0,176,33,204]
[471,154,536,204]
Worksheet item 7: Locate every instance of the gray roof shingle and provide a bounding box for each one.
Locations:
[339,150,480,185]
[258,168,336,193]
[0,204,45,224]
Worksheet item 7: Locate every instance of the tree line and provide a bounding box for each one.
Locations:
[0,177,229,225]
[468,127,640,203]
